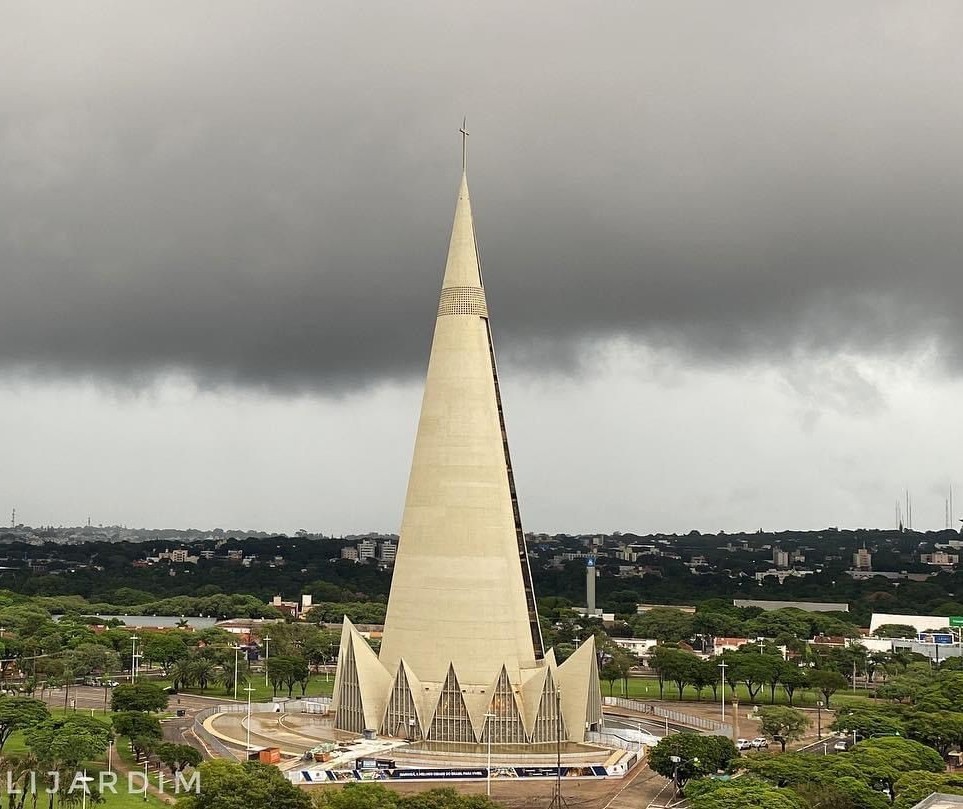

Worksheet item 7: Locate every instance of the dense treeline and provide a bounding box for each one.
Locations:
[0,537,392,606]
[6,531,963,627]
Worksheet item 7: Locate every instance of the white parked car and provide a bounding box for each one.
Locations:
[736,738,752,751]
[750,737,769,749]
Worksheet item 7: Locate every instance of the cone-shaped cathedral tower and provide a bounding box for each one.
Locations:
[332,144,602,746]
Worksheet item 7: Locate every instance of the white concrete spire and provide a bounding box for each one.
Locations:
[440,173,483,290]
[331,157,601,746]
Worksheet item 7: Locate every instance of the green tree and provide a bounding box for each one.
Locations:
[189,657,217,692]
[725,651,778,704]
[140,632,191,674]
[111,711,162,741]
[62,643,121,678]
[778,663,807,707]
[740,752,889,808]
[757,706,810,752]
[905,712,963,756]
[893,772,963,809]
[313,783,400,809]
[806,669,847,706]
[829,706,904,740]
[170,658,195,691]
[694,658,720,701]
[156,742,202,775]
[268,655,308,699]
[631,608,695,644]
[648,733,738,792]
[25,714,112,768]
[649,647,699,700]
[686,776,806,809]
[399,788,502,808]
[847,736,945,798]
[174,759,312,809]
[874,624,919,639]
[0,697,49,752]
[111,682,169,712]
[793,777,889,809]
[600,659,622,697]
[267,657,291,698]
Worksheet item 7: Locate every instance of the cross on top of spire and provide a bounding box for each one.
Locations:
[459,117,469,172]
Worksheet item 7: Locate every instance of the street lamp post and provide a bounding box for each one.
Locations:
[718,661,727,723]
[484,712,496,797]
[263,636,271,687]
[817,700,823,739]
[131,635,139,683]
[245,685,256,755]
[233,645,242,701]
[107,738,113,773]
[669,755,699,795]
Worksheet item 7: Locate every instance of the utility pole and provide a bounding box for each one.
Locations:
[263,636,271,687]
[131,636,139,683]
[233,645,243,700]
[718,661,727,722]
[245,685,256,754]
[548,688,567,808]
[484,712,496,797]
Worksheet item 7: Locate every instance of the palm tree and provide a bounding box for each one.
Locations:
[169,659,194,692]
[190,659,216,693]
[218,661,249,695]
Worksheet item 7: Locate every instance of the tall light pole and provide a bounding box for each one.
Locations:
[484,712,496,797]
[816,700,823,739]
[131,635,139,683]
[718,660,727,723]
[245,685,256,754]
[263,636,271,687]
[548,687,565,809]
[233,645,242,701]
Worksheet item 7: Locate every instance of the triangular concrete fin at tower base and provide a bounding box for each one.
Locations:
[332,618,392,734]
[427,664,476,743]
[555,635,604,736]
[520,666,549,733]
[482,665,527,744]
[380,659,427,740]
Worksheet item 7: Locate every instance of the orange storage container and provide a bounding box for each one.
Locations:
[259,747,281,765]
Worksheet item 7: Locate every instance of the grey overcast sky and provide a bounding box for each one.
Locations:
[3,1,963,535]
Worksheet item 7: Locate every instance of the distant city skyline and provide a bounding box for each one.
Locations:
[3,3,963,535]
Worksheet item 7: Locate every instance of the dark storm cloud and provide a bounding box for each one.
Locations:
[3,1,963,390]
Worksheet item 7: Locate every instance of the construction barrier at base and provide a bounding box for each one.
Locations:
[291,764,616,784]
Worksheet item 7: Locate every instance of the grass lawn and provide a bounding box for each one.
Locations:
[160,674,334,703]
[606,675,874,708]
